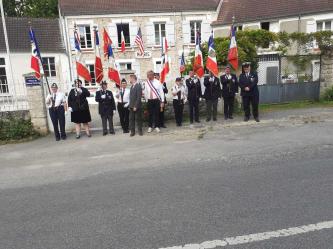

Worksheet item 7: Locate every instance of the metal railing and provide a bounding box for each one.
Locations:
[0,79,29,112]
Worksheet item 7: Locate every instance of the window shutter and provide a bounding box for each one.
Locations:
[306,20,316,33]
[129,22,138,47]
[182,20,190,45]
[201,19,212,42]
[166,21,175,46]
[108,23,118,47]
[145,22,155,47]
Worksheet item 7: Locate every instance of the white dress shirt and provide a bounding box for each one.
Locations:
[144,78,165,102]
[171,84,187,101]
[46,91,66,108]
[116,87,130,104]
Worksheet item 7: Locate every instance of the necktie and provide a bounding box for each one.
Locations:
[52,94,56,107]
[177,86,181,101]
[121,89,125,103]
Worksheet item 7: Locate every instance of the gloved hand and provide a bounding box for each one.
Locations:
[68,107,73,112]
[101,94,106,99]
[124,103,129,108]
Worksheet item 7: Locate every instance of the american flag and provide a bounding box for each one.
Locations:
[135,27,145,55]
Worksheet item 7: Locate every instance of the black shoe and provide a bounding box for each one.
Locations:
[224,116,228,120]
[138,132,143,136]
[161,125,167,128]
[103,132,107,136]
[255,118,260,122]
[229,116,233,119]
[130,133,135,137]
[76,135,81,139]
[61,136,67,140]
[123,130,130,134]
[244,117,249,122]
[55,137,60,141]
[110,131,115,135]
[87,134,92,138]
[195,120,201,123]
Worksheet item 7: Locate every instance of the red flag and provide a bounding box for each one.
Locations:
[120,30,126,52]
[94,29,103,83]
[228,26,239,70]
[103,28,113,59]
[193,32,204,78]
[160,37,169,83]
[206,32,219,77]
[108,68,120,86]
[76,61,92,82]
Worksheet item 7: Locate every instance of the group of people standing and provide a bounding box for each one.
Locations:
[46,62,260,141]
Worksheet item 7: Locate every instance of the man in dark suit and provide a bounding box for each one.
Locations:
[239,62,260,122]
[186,71,202,124]
[221,65,238,120]
[204,71,221,122]
[155,73,168,128]
[129,74,143,136]
[95,81,116,135]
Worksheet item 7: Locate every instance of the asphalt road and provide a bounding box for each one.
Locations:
[1,108,333,249]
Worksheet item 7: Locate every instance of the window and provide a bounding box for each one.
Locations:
[78,25,92,49]
[317,20,332,31]
[117,23,130,47]
[154,60,162,74]
[85,64,96,86]
[261,22,270,31]
[42,57,56,77]
[190,21,201,44]
[154,23,166,46]
[0,58,8,94]
[235,25,243,31]
[119,63,132,71]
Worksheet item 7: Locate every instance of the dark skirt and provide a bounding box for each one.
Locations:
[71,110,92,124]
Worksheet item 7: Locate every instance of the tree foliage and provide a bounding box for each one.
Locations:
[185,29,333,73]
[3,0,58,18]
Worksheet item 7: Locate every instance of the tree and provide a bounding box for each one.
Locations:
[3,0,58,18]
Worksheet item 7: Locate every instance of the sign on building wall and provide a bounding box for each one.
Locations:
[25,75,41,86]
[135,51,152,59]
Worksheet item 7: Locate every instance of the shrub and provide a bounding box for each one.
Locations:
[0,118,40,142]
[322,86,333,101]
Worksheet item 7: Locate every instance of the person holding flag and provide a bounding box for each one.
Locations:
[221,65,238,120]
[203,71,221,122]
[206,32,219,77]
[103,28,121,86]
[186,71,201,124]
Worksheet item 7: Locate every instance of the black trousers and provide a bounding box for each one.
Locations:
[49,106,66,140]
[118,102,129,132]
[147,99,161,128]
[173,99,184,126]
[206,99,218,120]
[223,96,235,118]
[242,95,259,119]
[129,108,143,135]
[101,114,114,133]
[189,99,199,123]
[159,108,165,127]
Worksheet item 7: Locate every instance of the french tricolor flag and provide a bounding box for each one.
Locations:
[193,31,204,78]
[94,28,103,83]
[206,32,219,77]
[228,25,239,70]
[29,28,41,79]
[74,27,92,82]
[160,37,169,84]
[120,30,126,53]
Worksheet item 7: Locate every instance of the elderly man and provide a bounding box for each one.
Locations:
[144,70,165,133]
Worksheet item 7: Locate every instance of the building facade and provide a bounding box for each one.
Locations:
[58,0,222,92]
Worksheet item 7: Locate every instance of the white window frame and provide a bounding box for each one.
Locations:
[316,20,332,31]
[0,57,8,94]
[116,23,131,48]
[84,63,96,87]
[154,22,166,46]
[77,24,93,50]
[190,21,202,44]
[42,57,56,78]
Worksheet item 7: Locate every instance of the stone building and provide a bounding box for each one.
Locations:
[58,0,222,92]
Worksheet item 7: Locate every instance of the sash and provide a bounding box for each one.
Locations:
[146,80,162,101]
